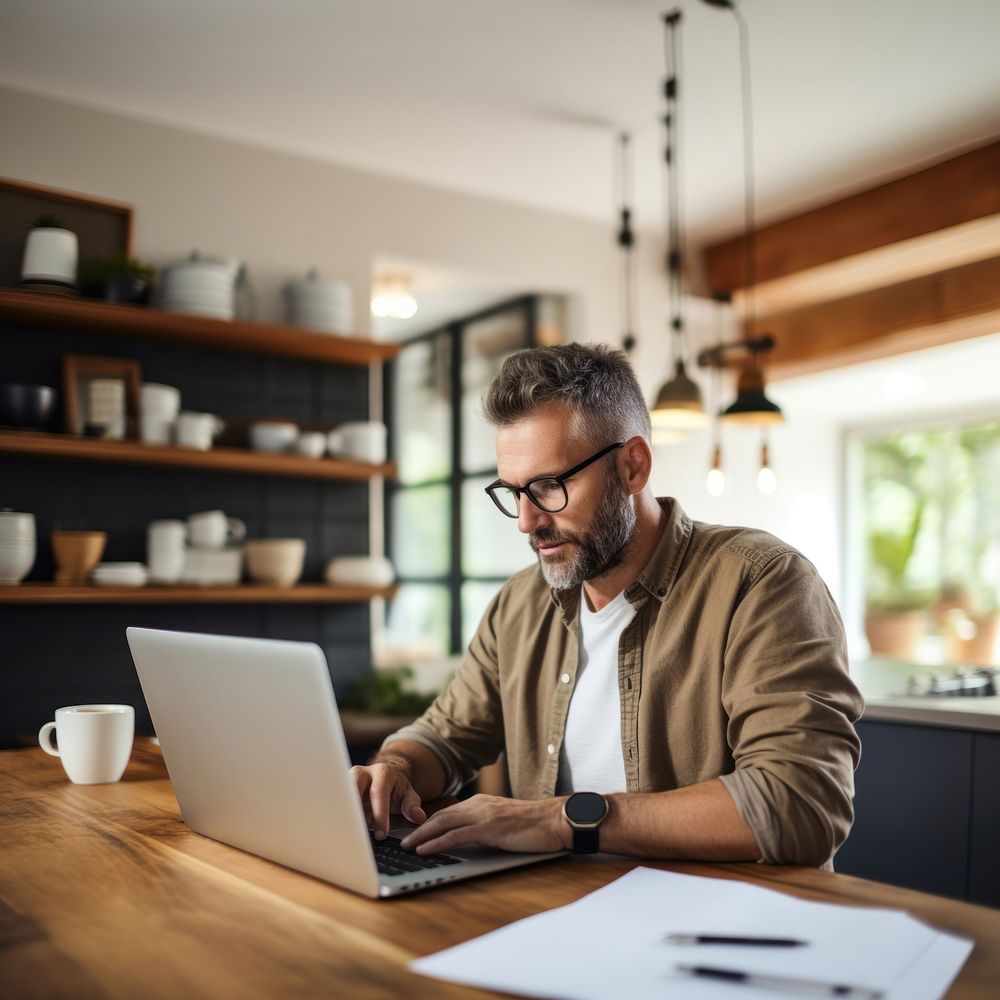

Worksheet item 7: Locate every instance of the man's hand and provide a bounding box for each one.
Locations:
[400,794,570,855]
[350,759,427,840]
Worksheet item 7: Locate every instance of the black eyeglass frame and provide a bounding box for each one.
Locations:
[484,441,625,518]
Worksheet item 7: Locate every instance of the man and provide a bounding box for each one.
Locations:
[352,343,863,867]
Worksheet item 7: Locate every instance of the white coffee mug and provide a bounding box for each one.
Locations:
[327,421,387,464]
[140,383,181,445]
[188,510,246,549]
[175,411,224,450]
[38,705,135,784]
[147,519,187,583]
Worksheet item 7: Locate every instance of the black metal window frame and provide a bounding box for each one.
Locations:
[384,295,538,654]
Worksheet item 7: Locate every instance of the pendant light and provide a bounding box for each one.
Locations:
[702,0,784,427]
[617,132,637,354]
[650,9,708,432]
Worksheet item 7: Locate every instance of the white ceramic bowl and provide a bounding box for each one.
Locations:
[324,556,394,588]
[295,432,327,458]
[249,421,299,453]
[244,538,306,587]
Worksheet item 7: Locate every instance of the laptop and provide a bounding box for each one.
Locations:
[126,627,562,897]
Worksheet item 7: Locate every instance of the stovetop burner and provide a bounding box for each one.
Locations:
[906,666,1000,697]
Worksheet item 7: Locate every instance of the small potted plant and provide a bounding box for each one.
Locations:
[51,519,107,585]
[21,214,78,294]
[79,256,155,304]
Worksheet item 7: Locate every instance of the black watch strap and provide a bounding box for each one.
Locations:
[572,825,600,854]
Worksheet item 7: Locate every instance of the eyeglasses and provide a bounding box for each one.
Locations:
[484,442,624,518]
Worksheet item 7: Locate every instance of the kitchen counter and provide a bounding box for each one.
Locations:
[852,657,1000,732]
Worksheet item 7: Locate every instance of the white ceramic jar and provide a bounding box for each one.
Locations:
[0,509,36,584]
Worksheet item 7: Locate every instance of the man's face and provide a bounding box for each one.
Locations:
[494,405,637,590]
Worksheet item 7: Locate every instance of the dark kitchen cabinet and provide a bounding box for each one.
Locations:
[970,731,1000,907]
[837,719,1000,907]
[836,720,973,900]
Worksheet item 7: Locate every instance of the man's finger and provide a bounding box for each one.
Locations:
[401,802,467,849]
[400,788,426,824]
[350,766,374,826]
[369,771,394,839]
[412,824,484,856]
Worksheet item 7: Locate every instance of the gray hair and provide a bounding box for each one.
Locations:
[482,343,651,445]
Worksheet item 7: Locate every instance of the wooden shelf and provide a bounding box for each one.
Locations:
[0,287,398,365]
[0,584,398,605]
[0,431,395,481]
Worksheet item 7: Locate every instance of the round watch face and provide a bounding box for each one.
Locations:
[566,791,607,825]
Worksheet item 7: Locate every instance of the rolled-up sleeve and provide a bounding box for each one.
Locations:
[718,550,864,867]
[381,591,506,795]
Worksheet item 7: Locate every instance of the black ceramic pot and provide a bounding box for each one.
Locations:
[81,276,151,304]
[0,384,58,430]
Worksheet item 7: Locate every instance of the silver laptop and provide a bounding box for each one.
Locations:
[126,627,560,897]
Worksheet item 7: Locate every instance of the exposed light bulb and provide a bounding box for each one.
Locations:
[757,465,777,495]
[370,275,418,319]
[757,440,777,495]
[705,443,725,496]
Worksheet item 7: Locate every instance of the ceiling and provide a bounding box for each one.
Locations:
[2,0,999,246]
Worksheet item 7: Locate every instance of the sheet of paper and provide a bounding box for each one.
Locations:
[411,867,973,1000]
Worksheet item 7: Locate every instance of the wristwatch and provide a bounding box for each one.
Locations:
[562,791,609,854]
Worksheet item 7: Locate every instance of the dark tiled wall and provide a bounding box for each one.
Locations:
[0,321,375,748]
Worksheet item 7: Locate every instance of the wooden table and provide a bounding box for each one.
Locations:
[2,742,998,999]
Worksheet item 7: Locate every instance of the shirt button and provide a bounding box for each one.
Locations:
[560,672,571,684]
[547,743,556,755]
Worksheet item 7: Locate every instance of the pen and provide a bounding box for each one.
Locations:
[664,933,806,946]
[675,964,884,1000]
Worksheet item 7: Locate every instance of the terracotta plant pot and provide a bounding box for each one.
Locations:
[51,531,107,585]
[945,612,1000,666]
[864,609,926,661]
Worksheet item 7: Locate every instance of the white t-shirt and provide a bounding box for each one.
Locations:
[556,589,636,795]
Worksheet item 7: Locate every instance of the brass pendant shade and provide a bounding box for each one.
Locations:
[651,359,709,428]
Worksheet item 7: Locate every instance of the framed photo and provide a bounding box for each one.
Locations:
[61,353,142,439]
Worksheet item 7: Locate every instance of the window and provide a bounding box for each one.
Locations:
[854,416,1000,664]
[384,297,564,659]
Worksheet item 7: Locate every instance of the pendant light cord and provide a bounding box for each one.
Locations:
[616,132,637,351]
[662,10,685,366]
[731,4,757,341]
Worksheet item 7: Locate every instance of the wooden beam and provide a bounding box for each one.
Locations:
[705,139,1000,296]
[764,255,1000,379]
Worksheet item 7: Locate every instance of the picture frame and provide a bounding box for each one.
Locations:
[61,353,142,439]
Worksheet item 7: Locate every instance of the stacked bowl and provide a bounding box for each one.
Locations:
[92,562,148,588]
[160,253,240,319]
[284,270,354,334]
[0,510,36,585]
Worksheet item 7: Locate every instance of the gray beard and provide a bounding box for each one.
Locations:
[532,478,637,591]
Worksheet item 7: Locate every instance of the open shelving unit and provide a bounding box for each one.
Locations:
[0,430,395,481]
[0,287,398,365]
[2,287,397,606]
[0,584,398,605]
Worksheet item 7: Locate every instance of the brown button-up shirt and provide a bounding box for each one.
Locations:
[384,498,864,867]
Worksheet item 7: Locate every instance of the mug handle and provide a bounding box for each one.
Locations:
[227,518,247,543]
[38,721,60,757]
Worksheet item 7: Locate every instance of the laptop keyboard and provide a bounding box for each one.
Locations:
[371,834,464,876]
